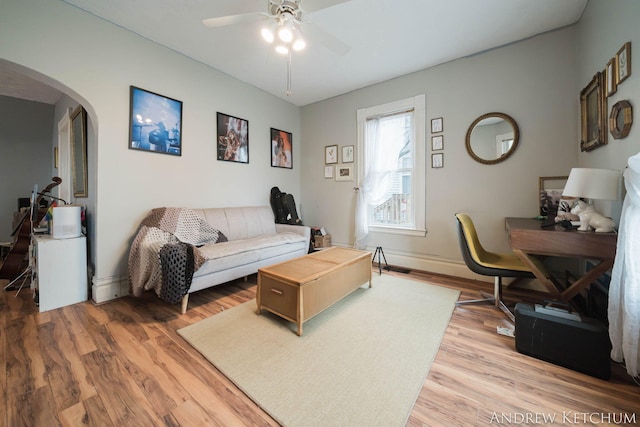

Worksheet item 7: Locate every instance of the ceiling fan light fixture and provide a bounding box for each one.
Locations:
[275,45,289,55]
[261,27,275,43]
[292,37,306,51]
[278,25,293,43]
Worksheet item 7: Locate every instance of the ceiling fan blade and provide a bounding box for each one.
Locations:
[202,12,267,28]
[303,22,350,56]
[302,0,352,13]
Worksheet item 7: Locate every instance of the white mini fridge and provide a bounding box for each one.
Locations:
[32,234,88,312]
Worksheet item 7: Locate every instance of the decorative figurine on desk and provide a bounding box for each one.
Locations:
[554,199,579,223]
[571,200,616,233]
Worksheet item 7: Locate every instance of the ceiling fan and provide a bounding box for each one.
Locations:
[202,0,352,57]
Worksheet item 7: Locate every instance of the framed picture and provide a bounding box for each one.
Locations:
[431,117,443,134]
[539,176,568,217]
[129,86,182,156]
[335,165,353,181]
[431,135,444,151]
[606,58,617,97]
[431,153,443,168]
[325,145,338,164]
[580,72,607,152]
[324,166,334,179]
[342,145,354,163]
[217,112,249,163]
[70,105,88,197]
[271,128,292,169]
[616,42,631,84]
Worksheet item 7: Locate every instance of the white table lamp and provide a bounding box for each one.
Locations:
[562,168,620,232]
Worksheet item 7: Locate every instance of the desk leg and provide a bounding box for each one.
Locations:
[561,259,614,301]
[513,249,562,299]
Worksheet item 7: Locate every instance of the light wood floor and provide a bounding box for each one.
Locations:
[1,270,638,427]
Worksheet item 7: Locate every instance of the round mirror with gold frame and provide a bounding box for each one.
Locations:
[465,112,520,165]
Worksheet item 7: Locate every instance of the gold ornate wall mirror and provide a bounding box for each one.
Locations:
[465,112,520,165]
[609,100,633,139]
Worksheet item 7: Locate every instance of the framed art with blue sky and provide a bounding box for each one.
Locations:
[128,86,182,156]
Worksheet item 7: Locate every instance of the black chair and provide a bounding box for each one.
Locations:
[455,213,535,322]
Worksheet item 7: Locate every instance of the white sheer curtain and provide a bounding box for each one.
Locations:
[609,151,640,378]
[354,116,405,249]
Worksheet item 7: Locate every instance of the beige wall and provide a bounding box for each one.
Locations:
[0,0,301,294]
[300,27,580,276]
[577,0,639,173]
[1,0,636,289]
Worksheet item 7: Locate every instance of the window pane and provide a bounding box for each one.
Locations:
[367,111,414,227]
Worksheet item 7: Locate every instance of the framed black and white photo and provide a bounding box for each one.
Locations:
[217,112,249,163]
[539,176,568,217]
[335,165,353,181]
[431,135,444,151]
[271,128,292,169]
[129,86,182,156]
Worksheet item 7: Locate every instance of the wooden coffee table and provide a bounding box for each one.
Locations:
[256,247,372,336]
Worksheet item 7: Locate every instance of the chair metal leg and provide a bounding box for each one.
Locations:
[456,275,515,323]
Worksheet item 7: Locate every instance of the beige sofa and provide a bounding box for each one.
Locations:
[128,206,310,313]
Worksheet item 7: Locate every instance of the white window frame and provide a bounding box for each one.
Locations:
[356,94,426,237]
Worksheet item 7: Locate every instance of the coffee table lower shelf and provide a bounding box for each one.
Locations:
[256,247,372,336]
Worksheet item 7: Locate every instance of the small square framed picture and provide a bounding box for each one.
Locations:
[342,145,354,163]
[431,117,443,134]
[432,153,444,168]
[431,135,444,151]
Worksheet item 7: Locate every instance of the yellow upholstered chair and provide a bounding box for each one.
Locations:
[455,213,534,322]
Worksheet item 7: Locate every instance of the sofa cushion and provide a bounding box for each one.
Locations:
[193,206,277,241]
[193,232,306,277]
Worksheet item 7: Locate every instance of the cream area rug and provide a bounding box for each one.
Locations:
[178,274,460,427]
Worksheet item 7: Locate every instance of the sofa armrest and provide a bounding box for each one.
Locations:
[276,224,311,242]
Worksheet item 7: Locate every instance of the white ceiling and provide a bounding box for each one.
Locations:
[3,0,588,106]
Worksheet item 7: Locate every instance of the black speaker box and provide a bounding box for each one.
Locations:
[514,303,611,380]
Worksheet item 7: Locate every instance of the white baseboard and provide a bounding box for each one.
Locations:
[338,243,490,283]
[91,276,129,304]
[372,249,479,280]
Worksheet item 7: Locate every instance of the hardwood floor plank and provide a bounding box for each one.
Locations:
[407,381,480,426]
[81,350,163,427]
[58,394,114,427]
[60,304,98,356]
[9,386,62,427]
[104,320,191,417]
[151,333,279,426]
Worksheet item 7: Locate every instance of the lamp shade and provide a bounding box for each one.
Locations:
[562,168,621,200]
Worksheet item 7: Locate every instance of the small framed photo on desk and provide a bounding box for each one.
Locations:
[539,176,568,217]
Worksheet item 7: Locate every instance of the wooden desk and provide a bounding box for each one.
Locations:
[505,217,616,301]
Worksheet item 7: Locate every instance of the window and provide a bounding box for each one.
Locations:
[355,95,426,244]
